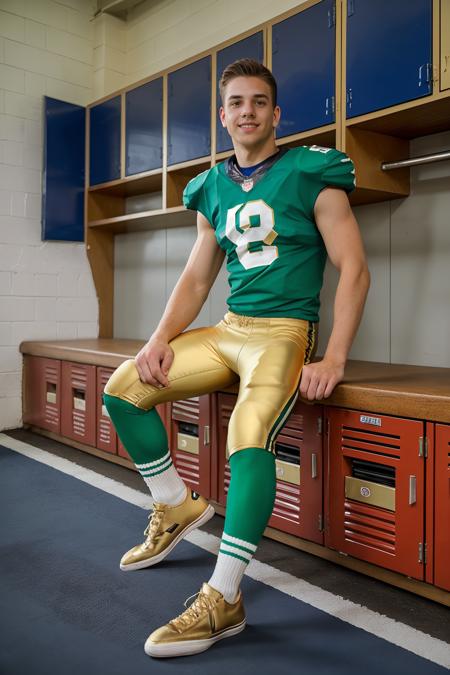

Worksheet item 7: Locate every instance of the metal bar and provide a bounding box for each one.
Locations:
[409,475,417,505]
[382,150,450,171]
[311,453,318,479]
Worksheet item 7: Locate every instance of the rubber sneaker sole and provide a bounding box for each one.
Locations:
[144,619,247,658]
[120,504,215,571]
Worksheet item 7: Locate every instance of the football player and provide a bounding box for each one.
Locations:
[103,58,370,658]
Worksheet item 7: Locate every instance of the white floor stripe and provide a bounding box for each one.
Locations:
[1,432,449,670]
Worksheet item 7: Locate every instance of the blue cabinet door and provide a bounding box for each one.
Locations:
[89,95,121,185]
[42,97,85,242]
[126,77,163,175]
[272,1,336,138]
[216,32,264,153]
[346,0,433,118]
[168,56,211,165]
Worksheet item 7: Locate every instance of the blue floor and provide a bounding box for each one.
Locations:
[0,444,447,674]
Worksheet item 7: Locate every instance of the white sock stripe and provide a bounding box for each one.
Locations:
[220,542,253,562]
[135,451,171,470]
[222,533,257,552]
[139,457,172,476]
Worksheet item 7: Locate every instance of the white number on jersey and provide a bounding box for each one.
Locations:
[308,144,332,154]
[225,200,278,270]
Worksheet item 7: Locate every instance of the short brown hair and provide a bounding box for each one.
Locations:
[219,58,277,107]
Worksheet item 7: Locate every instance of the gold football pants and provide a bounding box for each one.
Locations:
[104,312,317,456]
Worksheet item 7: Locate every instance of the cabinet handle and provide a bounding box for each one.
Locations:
[409,475,417,505]
[311,453,317,478]
[418,63,431,87]
[444,55,449,73]
[346,88,352,109]
[203,425,210,446]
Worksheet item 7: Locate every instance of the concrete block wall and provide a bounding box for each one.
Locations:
[0,0,97,431]
[93,13,126,100]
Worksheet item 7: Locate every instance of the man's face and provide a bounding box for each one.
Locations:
[219,76,280,149]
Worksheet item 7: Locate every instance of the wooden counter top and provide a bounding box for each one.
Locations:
[20,339,450,424]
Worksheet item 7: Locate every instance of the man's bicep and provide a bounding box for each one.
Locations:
[314,187,367,272]
[183,211,225,290]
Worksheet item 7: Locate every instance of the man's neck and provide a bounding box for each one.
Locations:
[233,139,279,168]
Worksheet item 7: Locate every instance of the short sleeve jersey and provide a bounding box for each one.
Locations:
[183,145,356,322]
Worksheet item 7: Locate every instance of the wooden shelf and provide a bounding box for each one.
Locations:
[346,90,450,139]
[167,155,211,172]
[87,205,196,233]
[88,168,163,197]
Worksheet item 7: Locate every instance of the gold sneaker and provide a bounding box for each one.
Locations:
[144,582,246,658]
[120,489,215,571]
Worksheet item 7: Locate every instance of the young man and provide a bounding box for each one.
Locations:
[103,59,370,658]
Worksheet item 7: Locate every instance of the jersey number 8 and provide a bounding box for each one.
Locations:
[225,200,279,270]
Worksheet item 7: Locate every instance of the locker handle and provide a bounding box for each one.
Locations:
[409,475,417,505]
[203,425,210,446]
[311,453,317,479]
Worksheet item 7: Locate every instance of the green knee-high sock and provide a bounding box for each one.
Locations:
[103,393,186,505]
[208,447,276,601]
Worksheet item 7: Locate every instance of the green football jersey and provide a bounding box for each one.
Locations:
[183,145,356,322]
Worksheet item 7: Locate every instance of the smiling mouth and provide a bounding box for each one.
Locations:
[239,123,259,129]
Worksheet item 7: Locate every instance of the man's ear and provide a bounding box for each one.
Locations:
[219,106,227,129]
[273,105,281,129]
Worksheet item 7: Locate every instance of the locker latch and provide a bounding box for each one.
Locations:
[325,96,335,116]
[203,425,210,446]
[328,2,336,28]
[418,436,428,458]
[418,542,427,564]
[418,63,432,88]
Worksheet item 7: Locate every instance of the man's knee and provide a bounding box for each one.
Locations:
[104,359,139,397]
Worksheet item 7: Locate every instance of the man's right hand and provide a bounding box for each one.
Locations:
[135,337,174,388]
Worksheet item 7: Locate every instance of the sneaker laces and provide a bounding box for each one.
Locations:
[143,504,166,545]
[169,590,216,632]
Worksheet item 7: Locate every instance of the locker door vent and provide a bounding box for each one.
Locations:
[178,421,199,437]
[275,442,300,486]
[351,459,395,487]
[172,397,199,423]
[173,417,200,488]
[275,443,300,465]
[274,441,300,524]
[173,450,200,489]
[342,425,401,459]
[345,457,396,551]
[272,480,300,525]
[43,362,60,429]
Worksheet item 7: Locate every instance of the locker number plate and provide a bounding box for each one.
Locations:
[360,415,381,427]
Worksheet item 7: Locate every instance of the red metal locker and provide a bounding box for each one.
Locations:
[326,407,425,580]
[61,361,96,446]
[97,367,117,454]
[117,403,168,461]
[169,396,211,498]
[23,355,61,433]
[434,423,450,592]
[217,393,324,543]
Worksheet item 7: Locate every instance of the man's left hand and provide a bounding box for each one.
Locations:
[299,359,345,401]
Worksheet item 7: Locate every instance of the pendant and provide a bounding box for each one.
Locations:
[241,178,253,192]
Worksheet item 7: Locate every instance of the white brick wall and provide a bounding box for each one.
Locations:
[0,0,97,432]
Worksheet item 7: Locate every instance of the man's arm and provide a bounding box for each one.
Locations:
[299,187,370,401]
[135,212,225,387]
